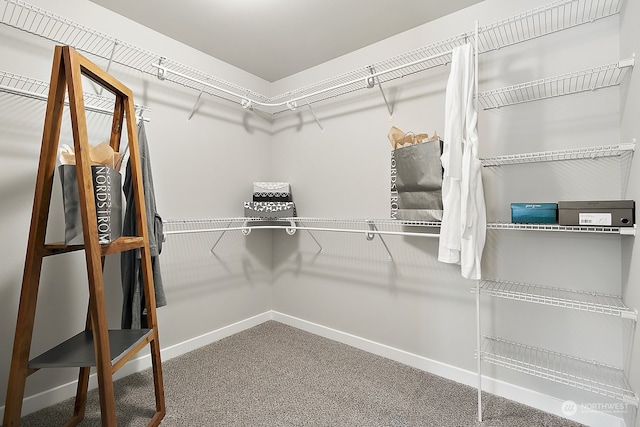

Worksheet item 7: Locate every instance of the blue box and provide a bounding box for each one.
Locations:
[511,203,558,224]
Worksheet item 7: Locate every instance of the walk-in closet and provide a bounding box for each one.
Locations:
[1,0,639,426]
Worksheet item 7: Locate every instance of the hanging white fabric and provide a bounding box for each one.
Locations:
[438,43,486,280]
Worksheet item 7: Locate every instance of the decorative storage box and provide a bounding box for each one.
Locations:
[252,182,292,202]
[511,203,558,224]
[244,201,296,218]
[558,200,635,226]
[246,182,296,218]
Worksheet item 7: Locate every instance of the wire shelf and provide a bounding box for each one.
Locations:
[479,279,637,320]
[478,59,634,109]
[164,219,638,243]
[0,0,267,108]
[481,336,639,405]
[486,222,636,235]
[0,69,149,115]
[270,0,625,113]
[0,68,49,99]
[480,143,636,166]
[163,218,636,236]
[476,0,623,53]
[268,34,469,114]
[0,0,625,115]
[164,217,442,237]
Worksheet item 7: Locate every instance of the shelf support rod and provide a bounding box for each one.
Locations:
[474,19,483,424]
[99,41,118,96]
[367,66,393,117]
[367,220,393,262]
[306,100,324,132]
[305,230,323,252]
[187,90,204,122]
[209,221,235,254]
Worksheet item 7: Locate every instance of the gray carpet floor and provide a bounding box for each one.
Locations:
[19,321,584,426]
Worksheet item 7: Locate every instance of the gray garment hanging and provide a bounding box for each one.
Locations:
[121,121,167,329]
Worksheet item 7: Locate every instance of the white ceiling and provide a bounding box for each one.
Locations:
[89,0,483,82]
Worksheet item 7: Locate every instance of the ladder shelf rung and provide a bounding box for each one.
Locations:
[28,329,153,370]
[43,236,145,256]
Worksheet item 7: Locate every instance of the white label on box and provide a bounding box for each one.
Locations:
[579,213,612,225]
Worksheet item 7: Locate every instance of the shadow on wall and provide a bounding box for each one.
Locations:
[271,68,449,137]
[271,228,464,299]
[160,228,273,303]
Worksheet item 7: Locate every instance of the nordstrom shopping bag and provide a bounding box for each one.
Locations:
[59,164,123,245]
[390,129,443,221]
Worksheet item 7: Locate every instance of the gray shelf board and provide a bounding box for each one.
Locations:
[29,329,152,369]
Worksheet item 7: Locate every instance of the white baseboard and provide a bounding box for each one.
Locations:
[2,310,627,427]
[271,311,627,427]
[0,311,273,420]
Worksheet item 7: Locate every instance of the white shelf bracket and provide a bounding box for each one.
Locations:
[621,309,639,322]
[367,220,393,261]
[156,57,167,81]
[241,98,253,109]
[620,139,636,152]
[241,221,252,236]
[135,106,151,125]
[367,66,393,117]
[618,57,635,68]
[285,220,297,236]
[622,393,640,407]
[620,226,636,236]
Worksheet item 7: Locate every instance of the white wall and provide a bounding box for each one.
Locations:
[271,0,632,425]
[620,1,640,426]
[0,0,636,426]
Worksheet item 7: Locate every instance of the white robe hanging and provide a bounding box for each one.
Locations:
[438,43,486,280]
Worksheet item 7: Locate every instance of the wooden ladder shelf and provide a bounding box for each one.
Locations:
[2,46,165,427]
